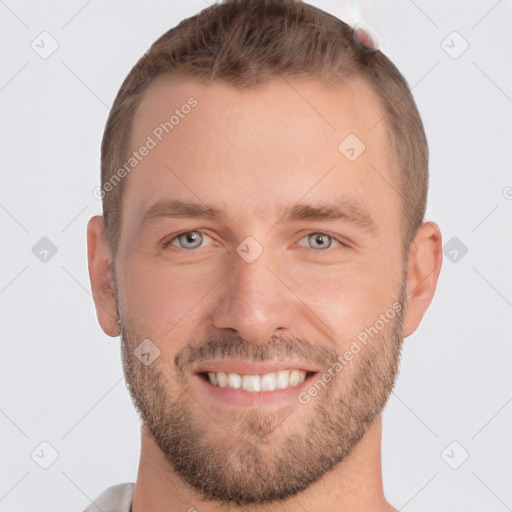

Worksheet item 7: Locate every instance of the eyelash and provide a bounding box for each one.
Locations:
[162,230,348,252]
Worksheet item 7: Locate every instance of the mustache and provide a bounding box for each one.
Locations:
[174,334,338,374]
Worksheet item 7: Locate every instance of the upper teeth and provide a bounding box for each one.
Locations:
[207,370,307,391]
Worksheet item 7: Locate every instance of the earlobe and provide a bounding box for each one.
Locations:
[402,222,443,338]
[86,215,121,337]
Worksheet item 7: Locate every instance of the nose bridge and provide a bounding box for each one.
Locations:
[212,245,297,342]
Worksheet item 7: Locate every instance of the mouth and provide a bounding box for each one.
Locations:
[192,360,320,408]
[197,369,317,391]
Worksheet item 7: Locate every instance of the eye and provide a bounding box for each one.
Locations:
[297,232,345,251]
[164,230,213,250]
[163,230,346,252]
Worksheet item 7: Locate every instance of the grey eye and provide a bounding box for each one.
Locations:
[175,231,204,249]
[307,233,333,250]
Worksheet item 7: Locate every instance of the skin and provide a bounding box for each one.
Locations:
[87,73,442,511]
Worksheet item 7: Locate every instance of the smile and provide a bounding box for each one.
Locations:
[201,369,311,391]
[192,359,321,407]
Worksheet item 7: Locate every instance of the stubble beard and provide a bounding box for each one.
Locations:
[119,280,406,506]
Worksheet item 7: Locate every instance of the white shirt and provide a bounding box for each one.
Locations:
[82,483,134,512]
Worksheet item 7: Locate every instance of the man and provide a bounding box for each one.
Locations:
[86,0,442,510]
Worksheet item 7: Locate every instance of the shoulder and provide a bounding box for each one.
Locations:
[82,482,134,512]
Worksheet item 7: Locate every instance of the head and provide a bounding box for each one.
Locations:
[87,0,442,506]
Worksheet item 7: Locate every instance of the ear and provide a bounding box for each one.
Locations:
[403,221,443,338]
[86,215,120,337]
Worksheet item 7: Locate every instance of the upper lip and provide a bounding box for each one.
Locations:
[192,359,321,375]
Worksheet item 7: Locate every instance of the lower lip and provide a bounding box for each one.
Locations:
[194,373,317,408]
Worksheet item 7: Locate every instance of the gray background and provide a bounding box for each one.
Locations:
[1,0,511,511]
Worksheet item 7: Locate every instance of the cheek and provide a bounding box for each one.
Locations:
[120,256,223,331]
[292,253,401,341]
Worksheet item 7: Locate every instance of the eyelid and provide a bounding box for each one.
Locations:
[163,229,216,249]
[295,231,349,251]
[163,229,349,253]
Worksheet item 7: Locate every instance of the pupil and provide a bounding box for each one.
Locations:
[312,234,329,249]
[181,231,201,248]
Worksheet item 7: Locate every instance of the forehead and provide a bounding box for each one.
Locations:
[122,73,398,232]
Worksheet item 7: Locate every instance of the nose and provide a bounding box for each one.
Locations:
[212,249,298,344]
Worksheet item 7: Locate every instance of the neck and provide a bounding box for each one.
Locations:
[131,414,397,512]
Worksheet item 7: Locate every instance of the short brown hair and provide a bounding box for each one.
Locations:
[101,0,428,256]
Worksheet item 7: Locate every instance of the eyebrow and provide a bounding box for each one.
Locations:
[276,200,377,234]
[140,198,378,235]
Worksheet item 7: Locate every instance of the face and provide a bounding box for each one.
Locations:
[114,74,407,505]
